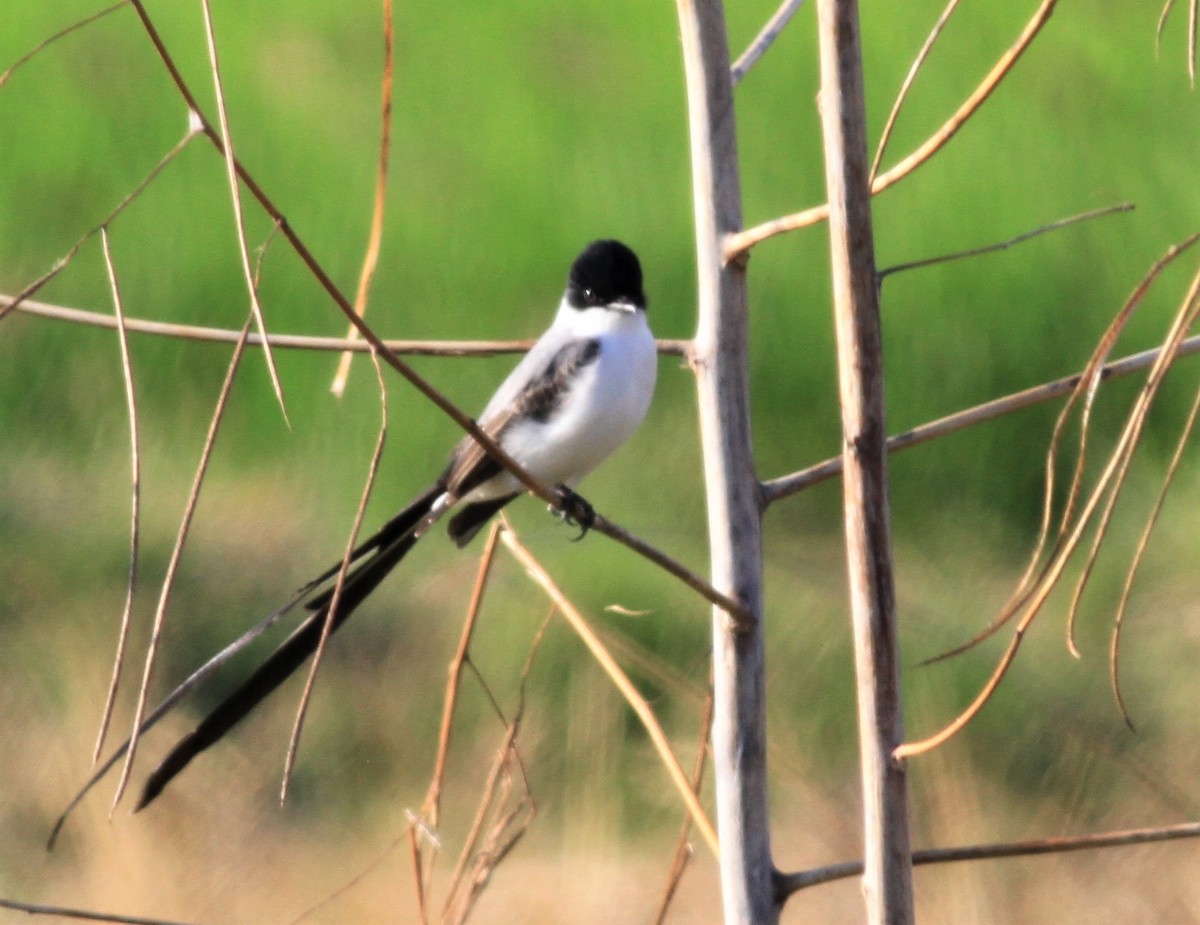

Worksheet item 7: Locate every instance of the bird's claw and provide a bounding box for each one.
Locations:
[550,485,595,541]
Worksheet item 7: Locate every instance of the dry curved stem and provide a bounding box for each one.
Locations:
[331,0,395,397]
[730,0,806,86]
[898,263,1200,759]
[775,819,1200,896]
[1,293,694,358]
[280,347,389,802]
[1110,372,1200,730]
[938,230,1200,666]
[725,0,1058,261]
[199,0,288,423]
[498,522,720,857]
[0,2,131,89]
[1062,259,1200,649]
[895,629,1025,759]
[870,0,962,184]
[0,130,197,326]
[0,896,208,925]
[91,228,142,766]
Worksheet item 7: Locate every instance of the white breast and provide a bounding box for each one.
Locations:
[474,305,658,499]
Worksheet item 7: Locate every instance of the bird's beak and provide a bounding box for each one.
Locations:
[609,299,638,314]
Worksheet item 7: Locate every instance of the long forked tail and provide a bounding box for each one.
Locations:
[135,484,444,811]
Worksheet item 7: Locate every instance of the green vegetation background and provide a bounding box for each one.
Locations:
[2,1,1200,922]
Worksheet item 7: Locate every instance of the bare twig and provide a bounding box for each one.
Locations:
[1157,0,1178,53]
[725,0,1059,261]
[331,0,396,396]
[730,0,806,86]
[0,897,211,925]
[199,0,288,422]
[280,348,389,801]
[870,0,961,183]
[91,228,142,766]
[775,820,1200,896]
[284,831,410,925]
[499,524,720,857]
[878,203,1134,280]
[761,330,1200,504]
[0,131,197,326]
[0,3,131,89]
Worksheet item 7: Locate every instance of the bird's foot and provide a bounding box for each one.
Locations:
[550,485,595,541]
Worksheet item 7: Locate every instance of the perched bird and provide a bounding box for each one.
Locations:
[135,239,657,809]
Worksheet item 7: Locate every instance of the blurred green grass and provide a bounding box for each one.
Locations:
[3,1,1200,922]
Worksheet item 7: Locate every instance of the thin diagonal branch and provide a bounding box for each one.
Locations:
[0,897,210,925]
[776,820,1200,896]
[730,0,806,86]
[1110,366,1200,729]
[878,203,1134,280]
[0,131,198,326]
[761,330,1200,504]
[0,1,130,90]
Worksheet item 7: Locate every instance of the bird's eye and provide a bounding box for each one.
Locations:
[582,287,595,303]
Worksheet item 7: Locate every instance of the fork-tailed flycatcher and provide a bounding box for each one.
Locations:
[134,239,657,810]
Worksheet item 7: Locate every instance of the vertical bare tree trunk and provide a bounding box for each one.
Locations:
[676,1,775,923]
[815,1,915,923]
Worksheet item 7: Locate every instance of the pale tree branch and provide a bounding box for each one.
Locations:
[816,0,914,922]
[676,0,774,921]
